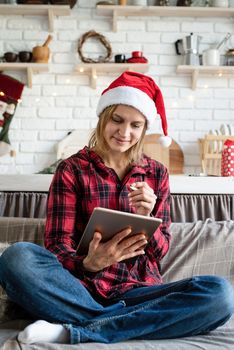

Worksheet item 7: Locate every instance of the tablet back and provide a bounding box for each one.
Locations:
[77,207,162,255]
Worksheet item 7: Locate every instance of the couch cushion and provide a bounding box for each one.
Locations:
[161,219,234,287]
[0,217,45,246]
[0,217,45,324]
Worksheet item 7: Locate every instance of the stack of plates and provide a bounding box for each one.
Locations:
[208,124,234,152]
[220,124,234,136]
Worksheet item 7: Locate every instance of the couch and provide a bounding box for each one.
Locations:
[0,217,233,350]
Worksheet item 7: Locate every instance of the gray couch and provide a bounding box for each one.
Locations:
[0,217,234,350]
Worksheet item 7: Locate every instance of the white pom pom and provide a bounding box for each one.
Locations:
[158,135,172,148]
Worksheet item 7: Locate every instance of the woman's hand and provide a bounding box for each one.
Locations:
[82,228,147,272]
[128,182,157,216]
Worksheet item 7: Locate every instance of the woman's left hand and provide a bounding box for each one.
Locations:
[128,182,157,216]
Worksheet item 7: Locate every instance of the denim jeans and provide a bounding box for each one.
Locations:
[0,242,233,344]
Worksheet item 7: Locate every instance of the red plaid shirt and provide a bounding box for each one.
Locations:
[45,147,171,300]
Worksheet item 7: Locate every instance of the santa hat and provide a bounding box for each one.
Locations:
[96,71,171,147]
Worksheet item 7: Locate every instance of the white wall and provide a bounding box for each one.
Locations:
[0,0,233,174]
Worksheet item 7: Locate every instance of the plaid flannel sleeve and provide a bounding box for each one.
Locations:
[146,166,171,261]
[44,163,86,277]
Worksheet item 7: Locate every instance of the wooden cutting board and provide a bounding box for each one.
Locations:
[143,133,184,174]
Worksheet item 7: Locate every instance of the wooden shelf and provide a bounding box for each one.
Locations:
[0,63,49,88]
[75,63,149,89]
[0,4,71,32]
[177,65,234,90]
[96,5,234,31]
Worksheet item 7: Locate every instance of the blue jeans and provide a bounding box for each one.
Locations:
[0,242,233,344]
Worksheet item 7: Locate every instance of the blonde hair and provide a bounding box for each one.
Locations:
[88,105,147,165]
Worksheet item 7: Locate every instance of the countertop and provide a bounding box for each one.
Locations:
[0,174,233,194]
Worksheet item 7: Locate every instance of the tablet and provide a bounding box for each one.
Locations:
[76,207,162,255]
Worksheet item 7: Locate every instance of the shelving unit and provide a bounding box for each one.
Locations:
[177,65,234,90]
[75,63,149,89]
[96,5,234,31]
[0,63,49,88]
[0,4,71,32]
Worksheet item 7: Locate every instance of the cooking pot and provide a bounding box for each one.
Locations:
[202,49,220,66]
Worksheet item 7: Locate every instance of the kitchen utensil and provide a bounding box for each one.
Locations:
[32,34,53,63]
[132,0,147,5]
[221,139,234,177]
[228,124,234,135]
[226,49,234,66]
[175,33,202,66]
[143,133,184,174]
[118,0,127,5]
[132,51,143,57]
[209,129,223,152]
[114,54,126,63]
[126,56,148,63]
[18,51,32,62]
[216,33,231,50]
[220,124,230,136]
[177,0,192,5]
[3,52,18,62]
[210,0,229,7]
[126,51,148,63]
[202,49,220,66]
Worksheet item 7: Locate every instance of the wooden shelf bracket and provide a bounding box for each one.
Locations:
[177,65,234,90]
[0,63,49,88]
[192,69,199,90]
[0,5,71,32]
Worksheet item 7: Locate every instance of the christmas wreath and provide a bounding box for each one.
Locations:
[78,30,112,63]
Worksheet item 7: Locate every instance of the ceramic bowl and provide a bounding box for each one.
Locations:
[3,52,18,62]
[18,51,33,63]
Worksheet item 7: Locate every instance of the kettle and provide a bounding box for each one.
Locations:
[175,33,202,66]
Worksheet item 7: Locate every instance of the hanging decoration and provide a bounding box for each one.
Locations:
[77,30,112,63]
[0,74,24,157]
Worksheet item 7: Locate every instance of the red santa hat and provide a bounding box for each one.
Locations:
[96,71,171,147]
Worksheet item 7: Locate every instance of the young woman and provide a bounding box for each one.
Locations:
[0,72,233,345]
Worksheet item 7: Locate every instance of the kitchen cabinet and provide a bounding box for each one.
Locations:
[0,4,70,32]
[75,62,149,88]
[96,5,234,32]
[176,65,234,90]
[0,62,49,88]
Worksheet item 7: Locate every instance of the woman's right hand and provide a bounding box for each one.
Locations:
[82,228,148,272]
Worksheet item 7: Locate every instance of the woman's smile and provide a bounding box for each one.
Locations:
[113,136,131,144]
[104,105,146,153]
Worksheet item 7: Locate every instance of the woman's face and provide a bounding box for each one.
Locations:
[103,105,146,154]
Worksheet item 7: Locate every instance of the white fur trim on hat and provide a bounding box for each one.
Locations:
[96,86,157,128]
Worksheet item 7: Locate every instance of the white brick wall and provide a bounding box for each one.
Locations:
[0,0,234,174]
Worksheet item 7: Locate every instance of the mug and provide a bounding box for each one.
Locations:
[132,0,147,4]
[202,49,220,66]
[210,0,229,6]
[114,54,126,63]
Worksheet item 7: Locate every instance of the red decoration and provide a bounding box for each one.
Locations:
[221,139,234,177]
